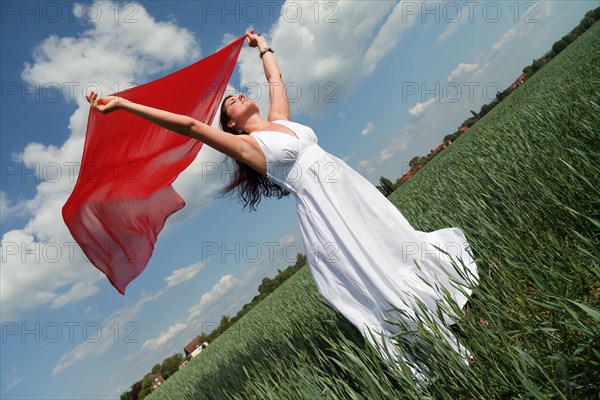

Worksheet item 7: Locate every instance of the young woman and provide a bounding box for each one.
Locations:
[86,30,479,377]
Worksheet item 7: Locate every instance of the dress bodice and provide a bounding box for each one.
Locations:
[249,120,325,194]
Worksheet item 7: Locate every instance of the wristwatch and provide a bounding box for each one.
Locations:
[259,46,274,59]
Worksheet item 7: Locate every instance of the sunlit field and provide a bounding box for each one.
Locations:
[148,21,599,400]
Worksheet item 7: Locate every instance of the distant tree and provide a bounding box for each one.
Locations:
[532,58,544,72]
[409,156,421,168]
[464,117,477,127]
[151,363,161,374]
[562,33,578,44]
[479,103,493,116]
[137,374,155,400]
[572,25,586,35]
[258,277,274,295]
[130,380,142,400]
[552,39,569,54]
[376,176,398,196]
[197,332,210,344]
[219,315,230,327]
[161,353,184,380]
[120,391,132,400]
[294,253,307,268]
[585,9,595,19]
[580,16,594,29]
[469,110,479,118]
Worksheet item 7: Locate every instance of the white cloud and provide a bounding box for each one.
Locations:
[236,1,417,117]
[52,289,159,375]
[1,1,201,322]
[447,63,479,82]
[357,160,374,175]
[165,261,206,289]
[409,97,437,118]
[5,375,24,392]
[490,0,553,55]
[361,122,375,136]
[22,2,200,91]
[470,61,491,81]
[219,32,239,51]
[278,234,296,246]
[380,133,410,161]
[363,1,420,75]
[2,366,25,393]
[50,280,101,310]
[337,0,561,185]
[121,258,263,363]
[492,27,517,52]
[54,228,289,374]
[140,323,187,351]
[158,235,295,333]
[435,2,470,45]
[187,274,238,320]
[0,191,27,222]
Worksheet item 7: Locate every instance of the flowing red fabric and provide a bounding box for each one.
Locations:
[62,35,246,295]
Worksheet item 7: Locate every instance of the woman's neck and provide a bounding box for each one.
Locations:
[241,114,271,133]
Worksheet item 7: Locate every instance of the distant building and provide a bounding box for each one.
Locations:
[510,73,527,90]
[184,337,209,358]
[459,127,469,133]
[430,140,452,156]
[149,374,165,391]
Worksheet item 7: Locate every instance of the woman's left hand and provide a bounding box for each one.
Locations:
[246,30,267,48]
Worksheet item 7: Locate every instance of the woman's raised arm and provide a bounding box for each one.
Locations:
[246,31,291,121]
[85,91,254,165]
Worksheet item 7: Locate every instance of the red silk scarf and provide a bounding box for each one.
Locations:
[62,35,246,294]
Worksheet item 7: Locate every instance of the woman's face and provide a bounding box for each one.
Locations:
[224,93,258,129]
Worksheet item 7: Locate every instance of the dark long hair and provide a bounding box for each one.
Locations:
[216,95,290,212]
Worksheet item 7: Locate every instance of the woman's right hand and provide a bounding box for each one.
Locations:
[85,91,123,114]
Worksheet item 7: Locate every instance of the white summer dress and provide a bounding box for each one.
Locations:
[249,120,479,376]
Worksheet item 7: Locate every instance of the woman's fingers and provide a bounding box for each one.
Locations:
[245,29,261,46]
[85,91,101,108]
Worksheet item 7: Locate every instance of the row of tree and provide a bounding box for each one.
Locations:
[376,7,600,197]
[120,253,308,400]
[120,352,185,400]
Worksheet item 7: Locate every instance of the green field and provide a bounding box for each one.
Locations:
[148,22,599,400]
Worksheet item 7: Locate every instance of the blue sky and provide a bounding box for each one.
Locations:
[0,1,595,398]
